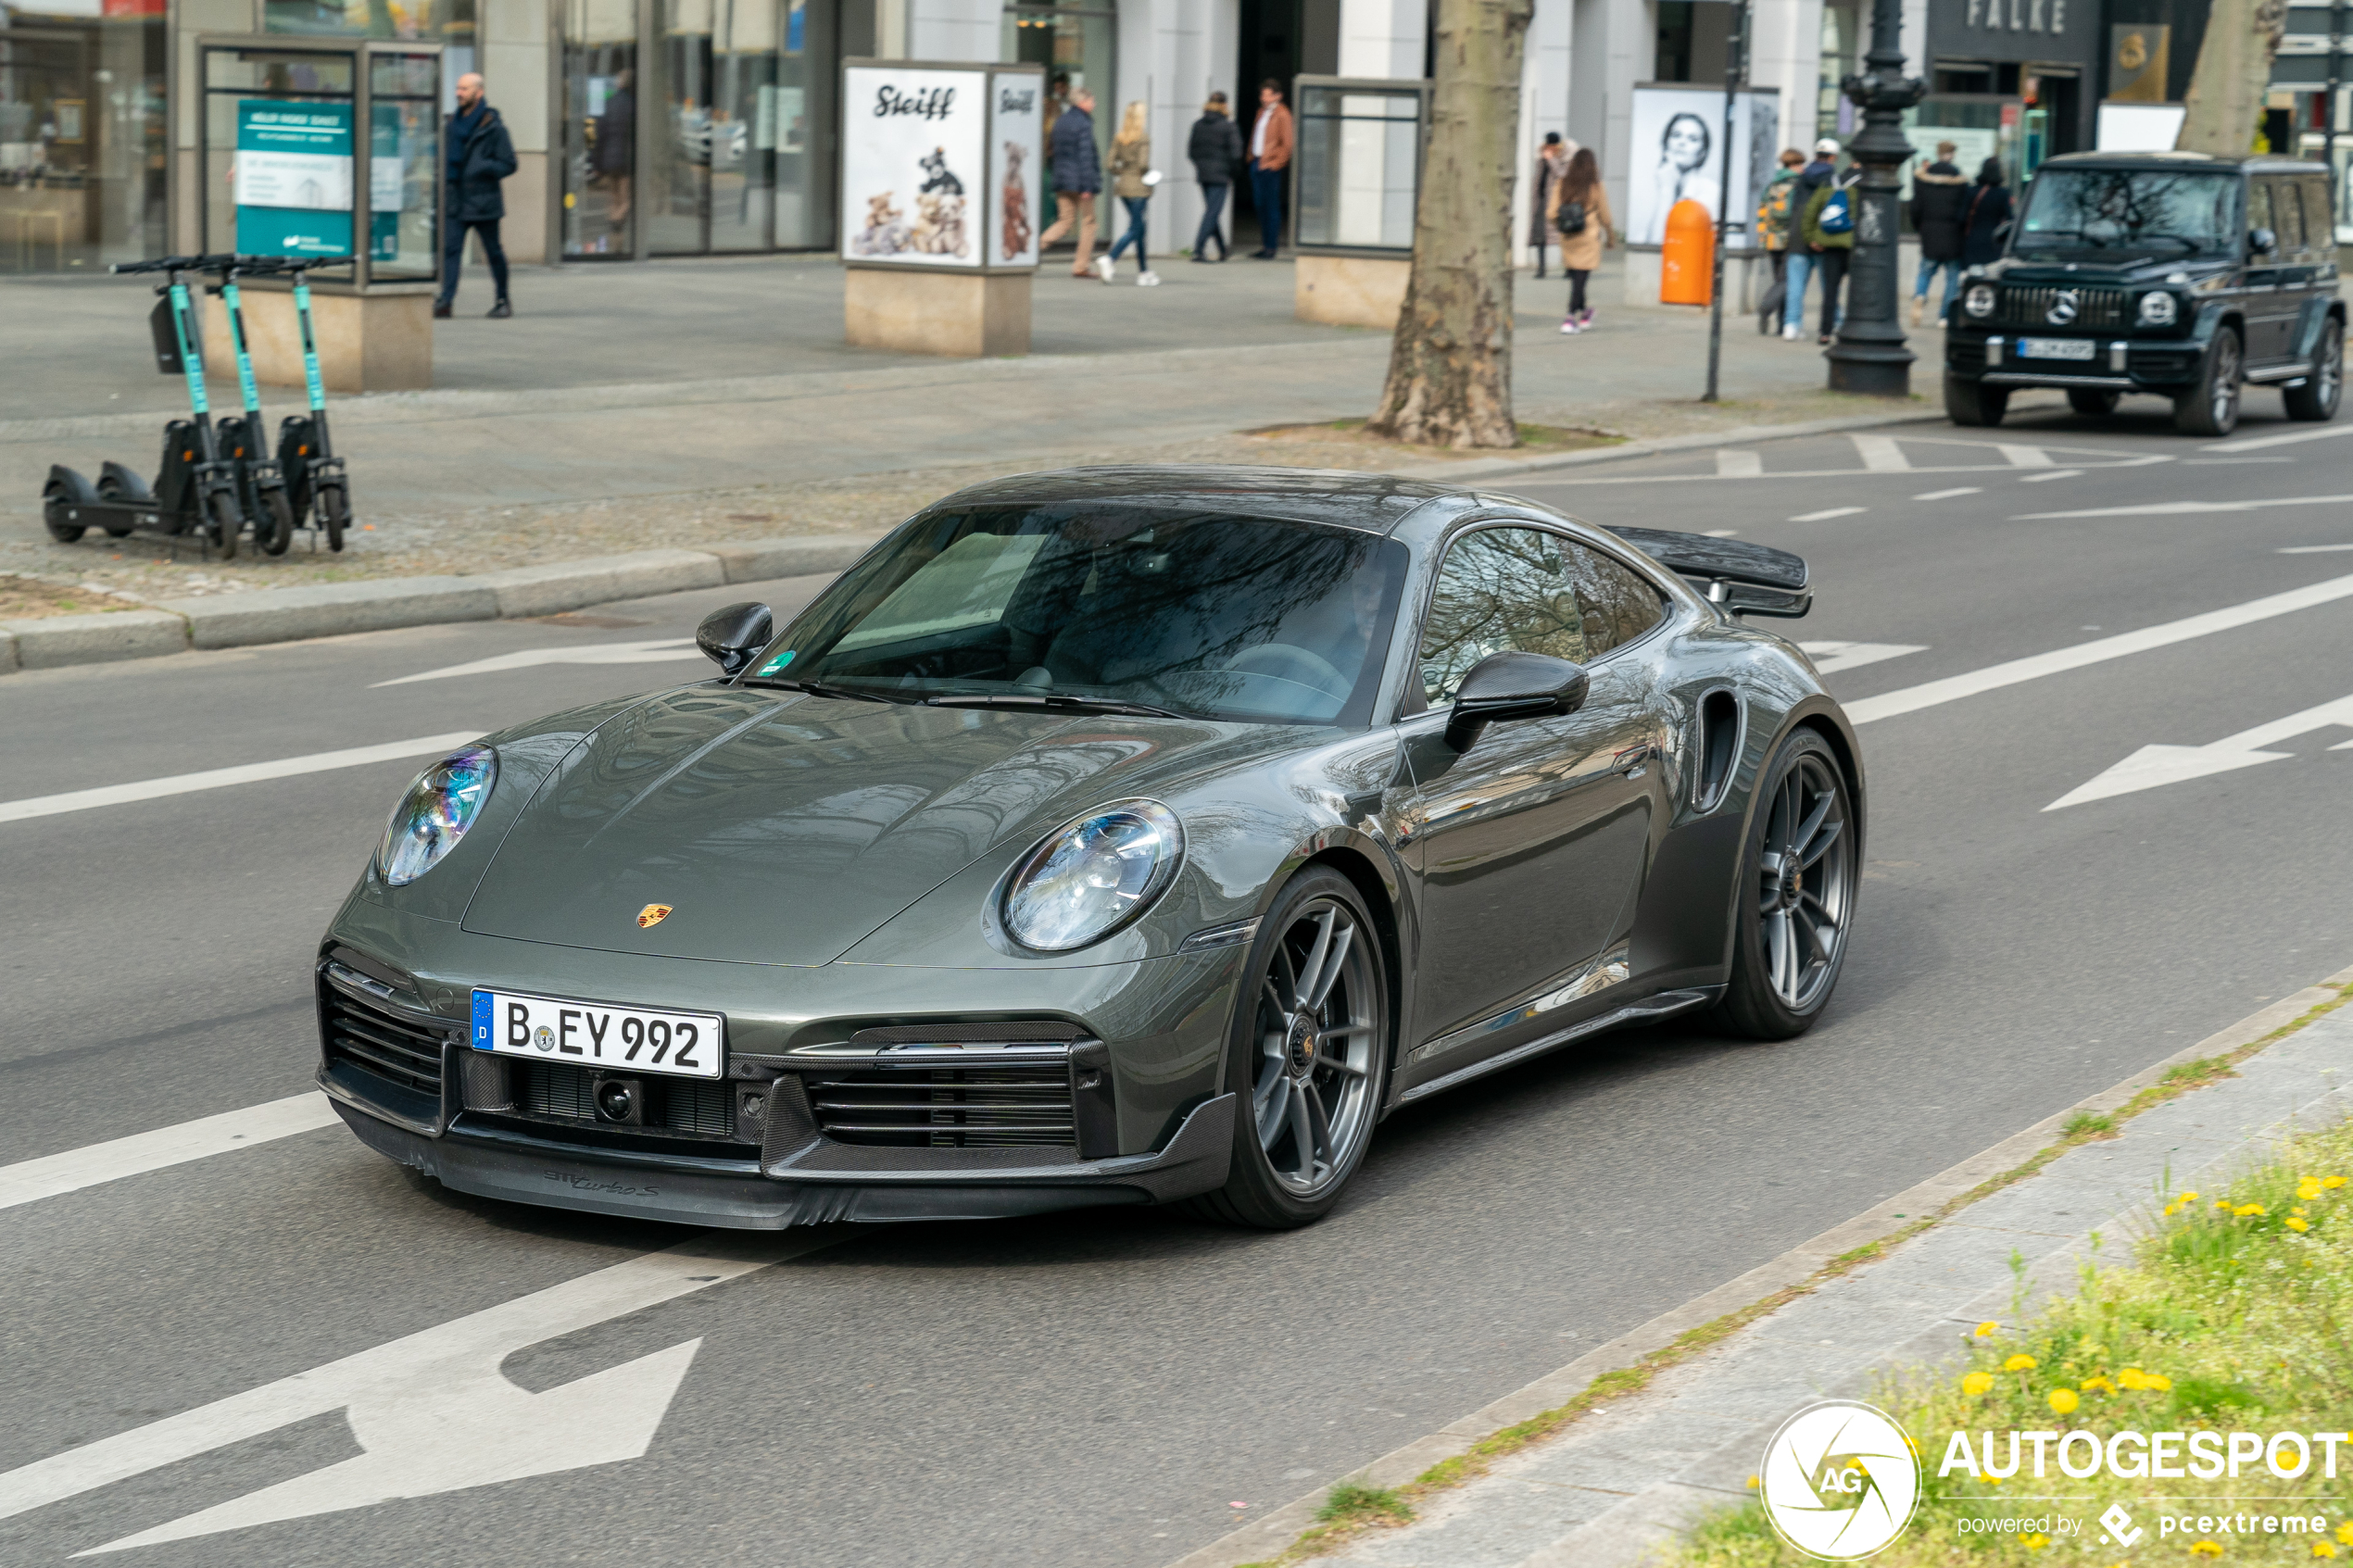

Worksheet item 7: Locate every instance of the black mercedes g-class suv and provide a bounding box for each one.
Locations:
[1944,151,2344,436]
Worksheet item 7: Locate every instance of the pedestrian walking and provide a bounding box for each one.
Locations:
[1102,100,1160,285]
[1529,132,1571,277]
[1799,162,1858,344]
[592,67,634,250]
[1188,92,1242,261]
[1546,144,1614,333]
[1754,147,1803,332]
[1247,79,1293,258]
[1961,157,2012,269]
[1909,140,1969,325]
[1038,85,1102,277]
[434,70,517,319]
[1780,137,1841,341]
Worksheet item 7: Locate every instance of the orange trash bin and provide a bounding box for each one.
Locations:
[1660,198,1714,306]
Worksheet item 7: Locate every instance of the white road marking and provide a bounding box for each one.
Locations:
[2281,543,2353,554]
[2184,456,2296,465]
[1789,507,1867,522]
[2017,494,2353,520]
[1702,528,1740,537]
[2045,693,2353,809]
[1847,570,2353,725]
[1995,444,2053,467]
[1851,433,1912,471]
[371,638,701,687]
[1538,454,2172,486]
[0,1095,340,1212]
[1798,641,1930,674]
[1912,487,1982,500]
[2202,422,2353,454]
[1715,449,1763,477]
[2018,469,2084,483]
[0,1233,843,1553]
[0,732,484,827]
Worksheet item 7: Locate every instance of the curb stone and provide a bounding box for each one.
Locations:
[1166,964,2353,1568]
[0,535,881,675]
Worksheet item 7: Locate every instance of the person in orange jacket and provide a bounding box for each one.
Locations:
[1248,79,1293,258]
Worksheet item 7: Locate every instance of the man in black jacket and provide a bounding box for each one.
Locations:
[1187,92,1242,261]
[1908,140,1969,325]
[435,72,518,320]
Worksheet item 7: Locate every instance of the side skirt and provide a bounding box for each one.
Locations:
[1392,985,1724,1107]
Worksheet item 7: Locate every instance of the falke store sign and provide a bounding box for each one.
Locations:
[1931,0,2095,64]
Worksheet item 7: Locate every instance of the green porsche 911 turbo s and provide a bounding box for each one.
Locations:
[318,466,1862,1230]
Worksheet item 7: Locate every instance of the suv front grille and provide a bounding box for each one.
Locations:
[804,1066,1076,1148]
[522,1061,735,1138]
[322,987,447,1098]
[1996,286,2128,330]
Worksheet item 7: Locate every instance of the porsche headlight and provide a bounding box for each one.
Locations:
[1963,282,1997,320]
[1002,800,1182,951]
[378,746,497,886]
[2137,290,2178,326]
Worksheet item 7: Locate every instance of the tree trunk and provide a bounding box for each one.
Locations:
[1366,0,1534,449]
[2177,0,2287,155]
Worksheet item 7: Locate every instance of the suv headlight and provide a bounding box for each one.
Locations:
[379,746,497,885]
[2137,291,2178,326]
[1963,282,1997,320]
[1001,800,1182,951]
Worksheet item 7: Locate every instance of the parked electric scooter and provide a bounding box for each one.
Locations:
[43,255,245,559]
[208,256,296,556]
[257,255,354,552]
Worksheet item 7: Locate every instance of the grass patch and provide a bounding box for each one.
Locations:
[1661,1118,2353,1565]
[1242,418,1625,457]
[0,573,136,621]
[2063,1110,2117,1139]
[1315,1484,1412,1526]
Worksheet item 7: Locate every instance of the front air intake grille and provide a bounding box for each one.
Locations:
[804,1066,1077,1148]
[1995,286,2128,330]
[522,1061,735,1138]
[322,987,448,1098]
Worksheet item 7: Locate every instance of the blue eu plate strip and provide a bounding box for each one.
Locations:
[471,989,493,1050]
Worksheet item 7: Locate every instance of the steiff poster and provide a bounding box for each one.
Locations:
[840,65,987,267]
[986,69,1043,269]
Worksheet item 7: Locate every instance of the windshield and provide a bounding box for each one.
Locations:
[749,505,1409,726]
[2015,169,2238,257]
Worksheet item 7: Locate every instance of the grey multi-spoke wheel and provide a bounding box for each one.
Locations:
[2285,321,2343,421]
[1189,868,1389,1228]
[1718,730,1856,1040]
[2176,327,2242,436]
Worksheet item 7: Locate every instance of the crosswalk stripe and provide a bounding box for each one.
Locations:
[1850,433,1911,471]
[0,1094,341,1211]
[1995,444,2054,467]
[1715,449,1763,477]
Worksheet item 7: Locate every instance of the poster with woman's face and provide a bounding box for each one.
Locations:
[840,64,987,267]
[1625,85,1777,246]
[987,69,1043,269]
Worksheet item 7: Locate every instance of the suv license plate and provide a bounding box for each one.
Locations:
[471,989,725,1079]
[2019,337,2096,361]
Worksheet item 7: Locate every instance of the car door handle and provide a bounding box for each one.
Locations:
[1612,744,1656,777]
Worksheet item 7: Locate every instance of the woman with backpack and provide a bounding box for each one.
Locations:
[1962,157,2012,269]
[1799,161,1859,345]
[1545,145,1614,334]
[1754,148,1804,334]
[1101,100,1160,285]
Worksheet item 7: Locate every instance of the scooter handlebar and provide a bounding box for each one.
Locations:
[110,253,239,276]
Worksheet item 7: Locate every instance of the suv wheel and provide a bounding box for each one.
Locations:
[1944,374,2008,428]
[2284,320,2344,422]
[2175,327,2243,437]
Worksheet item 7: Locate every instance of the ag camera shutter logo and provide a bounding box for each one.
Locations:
[1759,1400,1921,1560]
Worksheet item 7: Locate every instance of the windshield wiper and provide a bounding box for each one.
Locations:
[923,692,1184,719]
[743,677,921,705]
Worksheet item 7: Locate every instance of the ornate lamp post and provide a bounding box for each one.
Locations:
[1825,0,1926,395]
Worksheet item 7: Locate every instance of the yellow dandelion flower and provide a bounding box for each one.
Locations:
[1974,1321,1999,1337]
[1962,1371,1994,1396]
[2236,1203,2268,1217]
[2290,1217,2311,1233]
[2191,1540,2224,1558]
[2147,1373,2172,1391]
[2325,1176,2347,1189]
[2298,1178,2324,1201]
[2164,1203,2183,1216]
[2119,1367,2151,1389]
[2314,1542,2338,1560]
[2024,1533,2049,1550]
[2048,1387,2080,1415]
[2336,1522,2353,1544]
[2004,1354,2038,1372]
[1745,1474,1759,1489]
[2081,1375,2117,1394]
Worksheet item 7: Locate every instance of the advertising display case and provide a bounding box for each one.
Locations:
[1288,75,1427,328]
[837,58,1042,357]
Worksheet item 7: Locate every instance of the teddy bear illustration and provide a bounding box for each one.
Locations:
[851,191,909,256]
[1000,141,1031,258]
[918,145,964,196]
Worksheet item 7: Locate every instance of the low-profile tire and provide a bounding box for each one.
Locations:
[1184,867,1390,1230]
[256,485,295,556]
[319,482,349,552]
[206,488,241,560]
[2067,388,2121,416]
[2174,327,2243,436]
[42,483,86,544]
[2284,321,2344,422]
[1716,728,1857,1041]
[1944,374,2007,427]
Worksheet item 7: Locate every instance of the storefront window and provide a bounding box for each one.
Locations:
[562,0,635,257]
[1817,2,1859,143]
[0,3,167,273]
[1003,0,1113,230]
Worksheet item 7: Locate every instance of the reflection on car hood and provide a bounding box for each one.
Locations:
[459,686,1274,966]
[1982,255,2225,285]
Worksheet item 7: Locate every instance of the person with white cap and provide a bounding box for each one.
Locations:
[1780,137,1843,342]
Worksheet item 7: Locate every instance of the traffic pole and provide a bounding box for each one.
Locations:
[1824,0,1925,395]
[1705,0,1750,403]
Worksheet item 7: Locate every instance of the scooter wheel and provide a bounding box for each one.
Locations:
[94,478,139,538]
[319,483,349,553]
[257,487,295,557]
[43,483,87,544]
[207,490,241,561]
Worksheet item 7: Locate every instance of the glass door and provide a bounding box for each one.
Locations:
[772,0,833,248]
[561,0,635,257]
[648,0,709,253]
[706,0,774,250]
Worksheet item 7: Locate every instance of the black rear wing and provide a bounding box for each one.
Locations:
[1605,526,1811,619]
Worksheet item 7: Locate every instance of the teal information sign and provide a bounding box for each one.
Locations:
[235,101,354,258]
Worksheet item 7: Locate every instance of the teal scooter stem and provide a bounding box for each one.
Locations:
[212,258,296,556]
[256,254,354,552]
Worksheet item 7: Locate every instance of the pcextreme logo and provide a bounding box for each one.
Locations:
[1759,1400,1923,1561]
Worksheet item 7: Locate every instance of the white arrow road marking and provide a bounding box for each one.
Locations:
[1851,433,1912,471]
[2017,493,2353,520]
[0,1232,840,1554]
[1798,642,1929,675]
[1912,487,1982,500]
[2281,543,2353,553]
[0,1094,339,1211]
[0,733,484,826]
[2045,693,2353,809]
[1847,571,2353,725]
[1715,449,1763,476]
[2018,469,2084,483]
[2203,422,2353,454]
[1789,507,1867,522]
[371,638,702,688]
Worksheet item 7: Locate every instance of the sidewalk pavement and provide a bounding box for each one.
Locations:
[1176,967,2353,1568]
[2,250,1950,605]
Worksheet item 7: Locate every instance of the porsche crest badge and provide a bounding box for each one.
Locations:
[636,903,674,928]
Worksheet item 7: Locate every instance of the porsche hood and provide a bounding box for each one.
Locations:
[459,687,1245,966]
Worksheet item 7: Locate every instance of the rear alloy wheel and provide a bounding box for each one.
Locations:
[1717,729,1856,1041]
[2284,322,2344,422]
[1944,374,2008,427]
[2175,327,2242,436]
[1186,868,1388,1229]
[2067,388,2121,416]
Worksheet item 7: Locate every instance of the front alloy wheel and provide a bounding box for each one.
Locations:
[2176,328,2242,436]
[1718,730,1856,1039]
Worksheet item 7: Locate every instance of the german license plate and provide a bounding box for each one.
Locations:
[2019,336,2096,361]
[470,989,725,1080]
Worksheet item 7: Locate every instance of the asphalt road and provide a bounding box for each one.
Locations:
[7,394,2353,1567]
